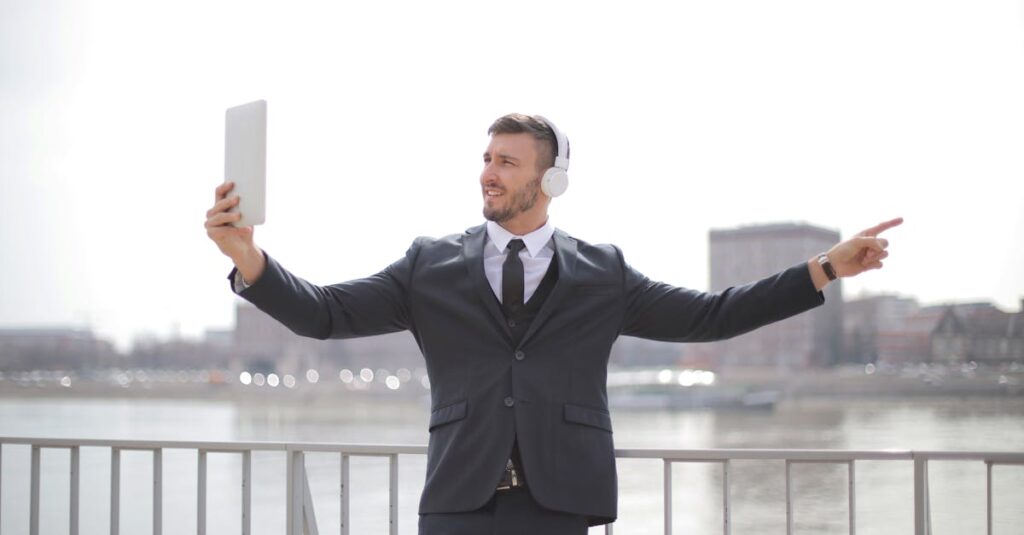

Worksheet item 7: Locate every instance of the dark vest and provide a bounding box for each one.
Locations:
[504,256,559,346]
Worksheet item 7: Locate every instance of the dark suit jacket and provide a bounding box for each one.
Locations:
[232,224,823,526]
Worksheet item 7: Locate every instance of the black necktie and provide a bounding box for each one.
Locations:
[502,239,526,315]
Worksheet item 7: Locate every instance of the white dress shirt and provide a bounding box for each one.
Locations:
[483,220,555,305]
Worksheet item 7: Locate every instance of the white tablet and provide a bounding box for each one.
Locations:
[224,100,267,227]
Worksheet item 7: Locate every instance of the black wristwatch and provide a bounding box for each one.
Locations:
[817,253,837,281]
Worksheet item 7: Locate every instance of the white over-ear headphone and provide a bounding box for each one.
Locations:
[533,115,569,198]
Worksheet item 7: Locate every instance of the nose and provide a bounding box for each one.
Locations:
[481,161,499,185]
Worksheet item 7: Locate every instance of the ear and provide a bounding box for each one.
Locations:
[541,167,569,198]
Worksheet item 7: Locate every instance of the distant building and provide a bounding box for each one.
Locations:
[0,328,117,370]
[128,337,235,369]
[232,303,421,375]
[887,306,948,365]
[931,301,1024,365]
[202,328,234,348]
[707,222,843,369]
[844,295,942,365]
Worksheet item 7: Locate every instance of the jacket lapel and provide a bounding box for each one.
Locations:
[462,225,513,340]
[518,229,577,348]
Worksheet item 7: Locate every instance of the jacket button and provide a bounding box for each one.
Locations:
[508,319,517,328]
[514,350,526,361]
[504,396,515,407]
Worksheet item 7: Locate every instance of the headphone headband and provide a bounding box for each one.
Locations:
[532,115,570,198]
[533,115,569,171]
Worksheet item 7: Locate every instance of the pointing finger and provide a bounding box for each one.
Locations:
[857,217,904,237]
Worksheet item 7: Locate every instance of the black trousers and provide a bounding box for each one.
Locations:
[418,487,589,535]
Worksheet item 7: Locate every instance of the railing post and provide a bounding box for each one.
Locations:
[111,447,121,535]
[71,446,80,535]
[30,445,40,535]
[848,461,856,535]
[153,448,162,535]
[663,460,673,535]
[389,454,399,535]
[287,450,305,535]
[785,460,793,535]
[985,461,992,535]
[302,466,320,535]
[340,453,350,535]
[722,460,731,535]
[198,450,207,535]
[913,456,928,535]
[0,443,3,530]
[243,450,252,535]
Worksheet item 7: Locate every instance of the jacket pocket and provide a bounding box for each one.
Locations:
[564,403,613,433]
[429,399,467,431]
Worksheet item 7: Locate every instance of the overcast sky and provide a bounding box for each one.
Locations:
[2,0,1023,350]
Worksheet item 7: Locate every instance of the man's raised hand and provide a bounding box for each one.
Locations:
[827,217,904,278]
[205,181,266,284]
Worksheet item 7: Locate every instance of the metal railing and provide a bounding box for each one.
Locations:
[1,436,1021,535]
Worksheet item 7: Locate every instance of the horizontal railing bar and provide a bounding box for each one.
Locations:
[0,437,427,455]
[911,451,1024,463]
[788,459,869,465]
[3,437,1023,464]
[286,444,427,455]
[0,438,290,451]
[619,449,915,461]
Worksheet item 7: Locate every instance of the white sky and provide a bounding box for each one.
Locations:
[2,0,1023,350]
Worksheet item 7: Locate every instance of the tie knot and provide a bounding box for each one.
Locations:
[507,239,526,254]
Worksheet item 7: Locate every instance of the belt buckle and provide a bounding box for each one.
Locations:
[496,459,524,491]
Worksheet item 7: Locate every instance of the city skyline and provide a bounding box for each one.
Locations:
[2,243,1018,353]
[2,0,1022,350]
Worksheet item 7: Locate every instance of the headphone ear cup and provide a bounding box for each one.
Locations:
[541,167,569,198]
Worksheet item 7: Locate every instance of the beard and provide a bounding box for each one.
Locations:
[483,177,541,223]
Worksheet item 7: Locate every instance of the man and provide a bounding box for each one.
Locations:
[205,113,901,534]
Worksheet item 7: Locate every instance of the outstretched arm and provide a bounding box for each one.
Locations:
[808,217,903,291]
[621,217,904,343]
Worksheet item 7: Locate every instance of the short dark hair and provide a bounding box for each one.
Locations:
[487,113,557,172]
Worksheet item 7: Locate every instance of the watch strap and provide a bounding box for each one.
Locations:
[817,253,837,281]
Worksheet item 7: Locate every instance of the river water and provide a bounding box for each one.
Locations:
[1,395,1022,534]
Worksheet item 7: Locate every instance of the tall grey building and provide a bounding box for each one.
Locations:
[708,222,843,369]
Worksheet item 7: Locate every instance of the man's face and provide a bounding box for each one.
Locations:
[480,133,547,226]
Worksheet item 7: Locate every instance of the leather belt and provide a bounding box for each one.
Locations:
[496,458,526,491]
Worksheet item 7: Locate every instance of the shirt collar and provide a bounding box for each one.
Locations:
[485,219,555,258]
